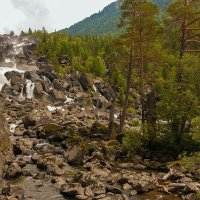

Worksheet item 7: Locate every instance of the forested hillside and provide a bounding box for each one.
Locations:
[61,0,171,35]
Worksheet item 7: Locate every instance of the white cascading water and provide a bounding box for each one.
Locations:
[0,36,35,99]
[25,80,35,99]
[20,80,35,99]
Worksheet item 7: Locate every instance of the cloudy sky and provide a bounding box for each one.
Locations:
[0,0,115,34]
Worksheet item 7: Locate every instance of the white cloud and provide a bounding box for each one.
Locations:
[0,0,115,34]
[9,0,51,32]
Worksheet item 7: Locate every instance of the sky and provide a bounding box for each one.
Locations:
[0,0,115,34]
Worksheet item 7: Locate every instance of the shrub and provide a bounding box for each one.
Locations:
[178,152,200,173]
[122,130,143,156]
[190,117,200,143]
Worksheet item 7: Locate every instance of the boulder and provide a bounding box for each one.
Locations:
[4,71,22,81]
[23,115,36,129]
[65,147,84,165]
[105,185,122,194]
[33,82,44,99]
[53,79,66,92]
[37,70,56,82]
[60,183,85,197]
[6,163,22,179]
[1,185,25,199]
[13,138,34,155]
[49,89,66,102]
[79,75,92,91]
[47,165,64,176]
[37,154,64,169]
[58,55,69,65]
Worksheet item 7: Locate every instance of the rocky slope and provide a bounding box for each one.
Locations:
[0,34,199,200]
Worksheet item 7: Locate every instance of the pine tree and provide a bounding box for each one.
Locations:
[167,0,200,81]
[118,0,160,133]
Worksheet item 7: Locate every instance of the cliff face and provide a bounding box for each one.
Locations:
[0,113,13,179]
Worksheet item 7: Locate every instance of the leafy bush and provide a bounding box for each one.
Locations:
[178,152,200,173]
[190,117,200,143]
[122,130,143,156]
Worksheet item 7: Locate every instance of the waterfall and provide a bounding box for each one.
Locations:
[20,80,35,100]
[25,80,35,99]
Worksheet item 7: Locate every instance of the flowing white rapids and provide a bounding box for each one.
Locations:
[0,36,36,99]
[25,80,35,99]
[20,80,35,99]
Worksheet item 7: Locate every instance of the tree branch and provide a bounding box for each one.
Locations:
[186,49,200,52]
[185,33,200,41]
[186,17,200,27]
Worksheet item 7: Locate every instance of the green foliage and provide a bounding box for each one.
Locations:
[29,30,114,78]
[91,56,107,77]
[122,130,143,156]
[178,152,200,173]
[196,191,200,200]
[157,86,199,144]
[190,117,200,143]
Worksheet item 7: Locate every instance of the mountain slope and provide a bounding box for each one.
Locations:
[60,0,171,36]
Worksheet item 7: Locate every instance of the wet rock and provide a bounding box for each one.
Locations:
[33,82,44,99]
[132,179,155,193]
[53,79,65,92]
[106,185,122,194]
[6,163,22,179]
[94,82,114,101]
[93,96,109,109]
[37,154,64,169]
[75,194,88,200]
[60,183,85,197]
[79,74,92,91]
[23,115,36,129]
[1,185,25,199]
[37,69,56,82]
[13,138,34,155]
[47,165,65,176]
[23,130,36,138]
[42,123,62,135]
[65,147,84,166]
[118,162,146,170]
[122,183,132,191]
[33,172,46,179]
[84,186,94,198]
[37,56,49,65]
[49,89,66,102]
[92,184,106,195]
[4,71,22,81]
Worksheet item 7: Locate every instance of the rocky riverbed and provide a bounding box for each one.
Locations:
[0,34,199,200]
